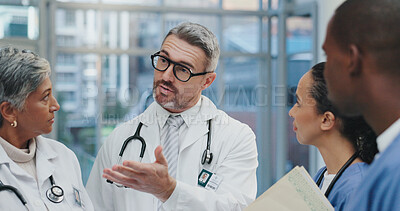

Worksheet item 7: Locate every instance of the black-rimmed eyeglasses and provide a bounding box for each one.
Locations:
[151,52,210,82]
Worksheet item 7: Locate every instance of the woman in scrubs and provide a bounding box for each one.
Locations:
[289,62,378,210]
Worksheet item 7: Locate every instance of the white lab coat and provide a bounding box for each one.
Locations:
[86,96,258,211]
[0,136,94,211]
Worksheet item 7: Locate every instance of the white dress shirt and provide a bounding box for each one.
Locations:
[375,118,400,159]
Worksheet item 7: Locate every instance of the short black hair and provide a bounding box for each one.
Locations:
[310,62,378,163]
[331,0,400,75]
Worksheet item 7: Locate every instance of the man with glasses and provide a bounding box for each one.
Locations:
[86,22,258,211]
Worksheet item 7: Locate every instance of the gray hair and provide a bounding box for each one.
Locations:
[163,22,220,73]
[0,46,51,125]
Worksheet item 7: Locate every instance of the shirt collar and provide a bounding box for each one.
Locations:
[155,103,171,129]
[155,97,202,129]
[376,118,400,156]
[179,98,202,126]
[0,137,36,163]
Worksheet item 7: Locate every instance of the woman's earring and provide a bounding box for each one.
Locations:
[11,120,17,128]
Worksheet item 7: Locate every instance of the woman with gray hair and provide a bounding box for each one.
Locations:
[0,47,93,210]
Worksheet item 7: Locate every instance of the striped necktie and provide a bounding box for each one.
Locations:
[161,115,184,178]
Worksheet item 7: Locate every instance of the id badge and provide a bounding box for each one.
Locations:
[73,186,84,208]
[198,169,223,191]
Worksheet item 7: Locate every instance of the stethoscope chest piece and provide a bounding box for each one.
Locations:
[201,149,213,165]
[46,176,64,203]
[46,185,64,203]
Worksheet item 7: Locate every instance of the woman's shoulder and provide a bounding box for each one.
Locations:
[334,162,369,191]
[344,162,369,177]
[328,162,369,209]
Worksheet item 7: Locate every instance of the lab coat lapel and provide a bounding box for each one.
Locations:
[35,136,57,188]
[138,96,218,160]
[180,121,208,153]
[180,96,218,153]
[142,123,159,162]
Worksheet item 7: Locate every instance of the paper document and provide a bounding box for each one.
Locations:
[245,166,334,211]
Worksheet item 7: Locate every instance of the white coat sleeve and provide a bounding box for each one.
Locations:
[86,129,118,211]
[163,124,258,211]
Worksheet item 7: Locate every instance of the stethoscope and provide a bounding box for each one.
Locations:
[201,119,213,165]
[0,175,64,208]
[46,175,64,203]
[0,179,27,209]
[316,152,359,197]
[107,119,213,185]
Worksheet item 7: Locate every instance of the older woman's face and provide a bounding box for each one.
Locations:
[288,71,323,145]
[16,76,60,136]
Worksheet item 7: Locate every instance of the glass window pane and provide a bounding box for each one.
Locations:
[223,0,259,11]
[262,0,279,10]
[54,53,99,183]
[57,0,99,3]
[271,16,278,57]
[165,0,218,8]
[261,17,269,53]
[287,17,313,55]
[101,54,154,130]
[0,5,39,39]
[55,9,98,48]
[222,57,259,132]
[102,0,159,6]
[164,14,219,39]
[223,16,259,53]
[269,57,278,178]
[57,53,76,66]
[102,12,161,49]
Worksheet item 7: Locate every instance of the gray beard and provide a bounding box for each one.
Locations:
[153,89,184,111]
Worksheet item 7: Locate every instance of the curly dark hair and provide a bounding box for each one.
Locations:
[309,62,378,164]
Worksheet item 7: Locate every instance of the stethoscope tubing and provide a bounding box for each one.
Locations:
[0,183,28,205]
[107,122,146,186]
[117,120,212,163]
[119,122,146,159]
[0,174,63,209]
[316,152,359,197]
[107,119,213,187]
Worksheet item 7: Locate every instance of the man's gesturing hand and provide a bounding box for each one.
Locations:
[102,146,177,202]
